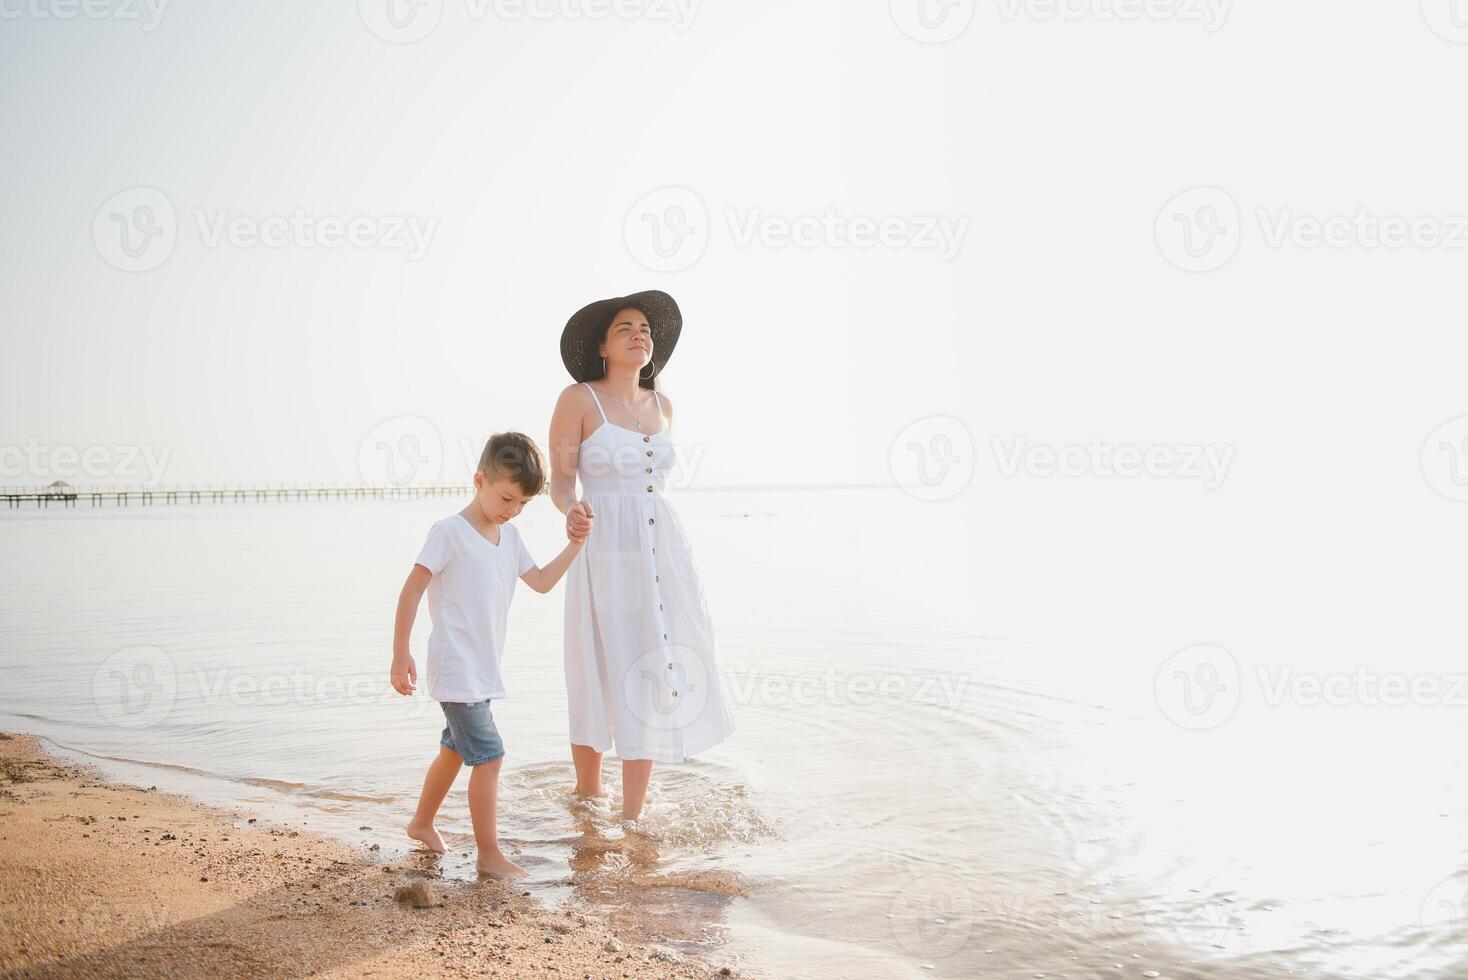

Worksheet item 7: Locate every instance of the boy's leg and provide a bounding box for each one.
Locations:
[468,756,526,878]
[407,744,460,853]
[620,759,653,823]
[570,743,605,797]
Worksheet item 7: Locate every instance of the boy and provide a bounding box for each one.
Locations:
[390,431,591,878]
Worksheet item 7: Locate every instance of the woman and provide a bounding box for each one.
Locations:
[548,289,735,824]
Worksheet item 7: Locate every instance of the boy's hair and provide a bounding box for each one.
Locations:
[477,432,546,497]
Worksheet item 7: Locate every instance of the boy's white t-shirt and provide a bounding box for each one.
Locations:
[414,514,536,703]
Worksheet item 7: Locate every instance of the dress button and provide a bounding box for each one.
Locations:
[666,663,673,670]
[643,435,650,443]
[645,467,652,474]
[671,691,679,698]
[646,485,654,492]
[659,604,663,610]
[648,517,655,525]
[663,633,668,640]
[646,450,653,458]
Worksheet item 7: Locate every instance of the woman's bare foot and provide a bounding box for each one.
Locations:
[569,789,610,814]
[406,819,448,854]
[475,852,528,879]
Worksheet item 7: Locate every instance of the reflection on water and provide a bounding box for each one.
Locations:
[1,491,1465,978]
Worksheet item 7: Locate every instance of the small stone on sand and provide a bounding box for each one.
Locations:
[394,881,441,908]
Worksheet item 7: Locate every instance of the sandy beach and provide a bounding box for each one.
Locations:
[0,732,739,979]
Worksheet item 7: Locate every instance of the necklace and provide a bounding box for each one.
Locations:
[604,387,649,430]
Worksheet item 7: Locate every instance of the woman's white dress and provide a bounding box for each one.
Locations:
[563,383,736,763]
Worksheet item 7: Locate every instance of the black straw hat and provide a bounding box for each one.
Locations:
[560,290,682,386]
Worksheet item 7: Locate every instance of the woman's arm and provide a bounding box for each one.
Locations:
[548,384,585,517]
[549,384,594,539]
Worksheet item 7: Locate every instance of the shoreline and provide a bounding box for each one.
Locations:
[0,731,740,978]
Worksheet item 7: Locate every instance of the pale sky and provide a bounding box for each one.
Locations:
[0,1,998,489]
[3,2,1467,507]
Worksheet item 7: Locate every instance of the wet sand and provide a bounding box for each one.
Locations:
[0,732,740,979]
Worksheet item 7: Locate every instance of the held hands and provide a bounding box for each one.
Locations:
[567,500,595,544]
[390,653,417,696]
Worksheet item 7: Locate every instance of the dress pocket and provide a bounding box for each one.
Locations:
[589,549,645,615]
[671,543,703,588]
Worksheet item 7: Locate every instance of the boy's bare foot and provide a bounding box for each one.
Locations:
[406,820,448,854]
[475,853,528,879]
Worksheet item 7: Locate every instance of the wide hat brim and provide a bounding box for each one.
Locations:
[560,290,682,383]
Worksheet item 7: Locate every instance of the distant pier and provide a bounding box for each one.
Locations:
[2,484,472,509]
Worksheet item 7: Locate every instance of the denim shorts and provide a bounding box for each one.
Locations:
[439,699,505,766]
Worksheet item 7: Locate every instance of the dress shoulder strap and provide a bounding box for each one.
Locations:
[581,382,608,423]
[652,389,667,427]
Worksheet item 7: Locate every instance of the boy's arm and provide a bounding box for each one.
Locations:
[391,564,433,695]
[520,538,585,595]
